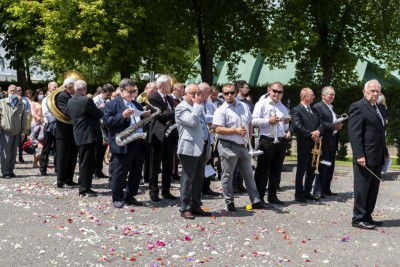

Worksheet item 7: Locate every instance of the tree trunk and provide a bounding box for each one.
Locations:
[26,58,32,85]
[320,52,334,86]
[17,69,26,89]
[193,0,213,84]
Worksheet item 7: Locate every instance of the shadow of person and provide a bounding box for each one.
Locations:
[380,219,400,228]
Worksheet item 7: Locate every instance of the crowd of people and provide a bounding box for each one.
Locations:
[0,77,388,229]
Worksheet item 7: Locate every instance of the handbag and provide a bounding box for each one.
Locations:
[22,140,37,154]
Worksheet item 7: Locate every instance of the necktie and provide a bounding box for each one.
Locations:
[373,105,384,125]
[164,96,170,111]
[306,106,312,114]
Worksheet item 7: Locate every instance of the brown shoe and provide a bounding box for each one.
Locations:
[181,211,195,220]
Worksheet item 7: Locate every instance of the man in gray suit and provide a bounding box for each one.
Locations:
[175,84,212,219]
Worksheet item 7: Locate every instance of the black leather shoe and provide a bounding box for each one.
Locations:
[18,157,25,163]
[150,195,160,202]
[191,209,212,216]
[57,184,74,189]
[352,221,376,229]
[181,211,195,220]
[79,190,98,197]
[295,197,307,203]
[40,172,48,176]
[269,198,285,206]
[2,175,11,179]
[124,197,144,206]
[252,201,272,209]
[227,203,236,211]
[162,192,177,200]
[305,194,319,201]
[203,188,220,196]
[368,219,383,226]
[67,181,79,186]
[10,173,16,178]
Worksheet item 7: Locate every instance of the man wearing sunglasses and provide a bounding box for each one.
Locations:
[103,78,150,208]
[213,83,270,211]
[252,82,291,206]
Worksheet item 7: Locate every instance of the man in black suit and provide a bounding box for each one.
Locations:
[291,88,324,203]
[103,78,151,208]
[349,79,388,229]
[147,75,177,202]
[55,78,79,189]
[313,86,343,198]
[67,80,103,197]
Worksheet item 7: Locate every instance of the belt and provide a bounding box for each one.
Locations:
[219,139,245,147]
[260,136,287,142]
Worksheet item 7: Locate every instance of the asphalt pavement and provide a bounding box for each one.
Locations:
[0,157,399,266]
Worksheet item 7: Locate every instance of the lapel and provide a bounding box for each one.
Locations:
[302,104,315,123]
[322,102,334,121]
[116,96,127,111]
[362,98,383,127]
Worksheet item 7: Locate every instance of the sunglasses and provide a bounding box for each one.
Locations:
[271,89,283,94]
[126,89,138,94]
[223,91,236,96]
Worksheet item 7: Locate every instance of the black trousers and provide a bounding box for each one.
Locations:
[148,136,175,196]
[295,141,315,197]
[352,163,381,223]
[112,141,145,202]
[56,138,78,186]
[254,137,287,201]
[319,138,337,194]
[94,142,107,174]
[77,143,96,194]
[40,131,56,174]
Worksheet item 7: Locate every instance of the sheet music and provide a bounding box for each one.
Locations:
[204,164,216,178]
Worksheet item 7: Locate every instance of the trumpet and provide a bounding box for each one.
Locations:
[269,104,280,144]
[311,137,322,174]
[240,115,263,156]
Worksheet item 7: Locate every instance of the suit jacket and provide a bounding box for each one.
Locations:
[291,103,324,152]
[313,101,339,150]
[170,93,182,107]
[147,91,175,144]
[175,100,211,160]
[348,97,386,166]
[103,96,145,154]
[67,94,103,146]
[55,91,74,140]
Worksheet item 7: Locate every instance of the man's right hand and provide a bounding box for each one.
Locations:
[357,156,366,167]
[122,108,134,118]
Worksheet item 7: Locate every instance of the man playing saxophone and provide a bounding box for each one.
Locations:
[103,78,150,209]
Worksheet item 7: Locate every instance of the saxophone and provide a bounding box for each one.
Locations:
[115,99,160,146]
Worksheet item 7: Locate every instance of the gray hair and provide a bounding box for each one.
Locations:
[185,83,198,93]
[63,77,76,86]
[119,78,136,90]
[364,79,381,91]
[156,75,171,88]
[321,86,334,96]
[198,82,210,91]
[74,80,87,93]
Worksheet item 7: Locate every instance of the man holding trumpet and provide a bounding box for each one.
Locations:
[252,82,291,205]
[313,86,343,198]
[291,88,324,203]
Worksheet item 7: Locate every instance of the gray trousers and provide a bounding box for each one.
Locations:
[179,150,205,212]
[218,140,261,205]
[0,131,19,176]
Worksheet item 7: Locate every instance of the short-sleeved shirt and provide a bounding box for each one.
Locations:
[213,100,252,145]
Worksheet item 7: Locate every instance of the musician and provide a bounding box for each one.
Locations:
[291,88,324,202]
[39,81,58,176]
[136,82,157,104]
[170,82,184,181]
[175,84,212,219]
[252,82,290,205]
[312,86,343,198]
[92,84,114,179]
[210,86,223,109]
[198,82,219,196]
[103,78,150,208]
[55,78,79,189]
[212,83,270,211]
[349,79,388,229]
[147,75,177,202]
[67,80,103,197]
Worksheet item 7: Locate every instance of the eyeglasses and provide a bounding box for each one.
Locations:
[271,89,283,94]
[223,91,236,96]
[125,89,138,94]
[188,92,200,96]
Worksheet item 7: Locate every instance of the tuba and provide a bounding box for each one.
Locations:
[47,70,85,124]
[115,99,160,146]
